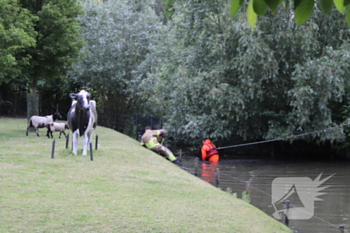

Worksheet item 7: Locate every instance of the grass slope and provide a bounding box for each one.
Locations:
[0,118,291,233]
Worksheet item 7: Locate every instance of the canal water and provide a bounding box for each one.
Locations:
[180,155,350,233]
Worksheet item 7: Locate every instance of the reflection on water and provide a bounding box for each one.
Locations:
[181,156,350,233]
[200,161,219,187]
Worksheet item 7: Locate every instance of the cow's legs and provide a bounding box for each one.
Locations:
[82,132,89,156]
[87,132,93,151]
[72,130,79,155]
[82,131,93,156]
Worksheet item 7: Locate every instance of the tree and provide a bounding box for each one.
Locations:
[70,0,164,132]
[0,0,37,85]
[19,0,84,116]
[162,0,177,19]
[139,0,350,148]
[230,0,350,29]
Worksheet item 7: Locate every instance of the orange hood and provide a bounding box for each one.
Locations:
[204,139,212,144]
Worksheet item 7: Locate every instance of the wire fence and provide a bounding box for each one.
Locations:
[135,113,163,141]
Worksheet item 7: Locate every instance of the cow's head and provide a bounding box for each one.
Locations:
[69,90,91,111]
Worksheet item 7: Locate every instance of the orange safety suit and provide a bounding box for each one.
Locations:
[201,139,220,162]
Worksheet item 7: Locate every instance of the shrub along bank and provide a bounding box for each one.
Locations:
[0,118,291,233]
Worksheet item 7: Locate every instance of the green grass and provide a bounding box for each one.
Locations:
[0,118,292,233]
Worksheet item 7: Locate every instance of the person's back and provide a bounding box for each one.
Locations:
[141,128,161,149]
[140,126,181,165]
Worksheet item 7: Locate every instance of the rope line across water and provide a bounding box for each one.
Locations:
[217,122,349,150]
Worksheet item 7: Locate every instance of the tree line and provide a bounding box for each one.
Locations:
[1,0,350,157]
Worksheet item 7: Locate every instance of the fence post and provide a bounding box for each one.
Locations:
[215,168,220,187]
[135,113,139,140]
[178,149,182,160]
[245,181,250,195]
[90,142,93,161]
[66,133,69,149]
[95,134,98,150]
[194,157,199,176]
[26,93,39,121]
[283,200,290,226]
[337,225,345,233]
[51,139,55,158]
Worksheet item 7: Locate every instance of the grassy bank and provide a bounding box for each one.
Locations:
[0,118,291,233]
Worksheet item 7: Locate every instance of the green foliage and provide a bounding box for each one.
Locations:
[241,191,251,203]
[19,0,85,88]
[264,0,283,13]
[319,0,333,14]
[138,0,350,148]
[294,0,314,26]
[225,186,233,194]
[71,0,164,129]
[231,0,350,29]
[2,0,350,153]
[253,0,268,16]
[225,187,237,197]
[334,0,346,13]
[162,0,177,19]
[0,0,82,115]
[334,105,350,149]
[0,0,37,84]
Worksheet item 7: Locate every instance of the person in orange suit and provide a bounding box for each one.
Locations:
[201,139,220,162]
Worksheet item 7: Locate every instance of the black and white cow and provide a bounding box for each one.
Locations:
[67,90,97,156]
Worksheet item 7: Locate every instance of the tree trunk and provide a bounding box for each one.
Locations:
[26,82,39,121]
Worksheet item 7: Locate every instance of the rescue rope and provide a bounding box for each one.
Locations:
[217,121,350,150]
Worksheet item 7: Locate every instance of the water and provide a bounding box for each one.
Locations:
[180,156,350,233]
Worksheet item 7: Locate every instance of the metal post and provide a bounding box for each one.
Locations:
[194,157,199,176]
[178,149,182,160]
[283,200,290,226]
[337,225,345,233]
[66,133,69,149]
[90,142,93,161]
[135,113,138,140]
[215,168,220,187]
[245,181,250,195]
[95,134,98,150]
[51,139,55,158]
